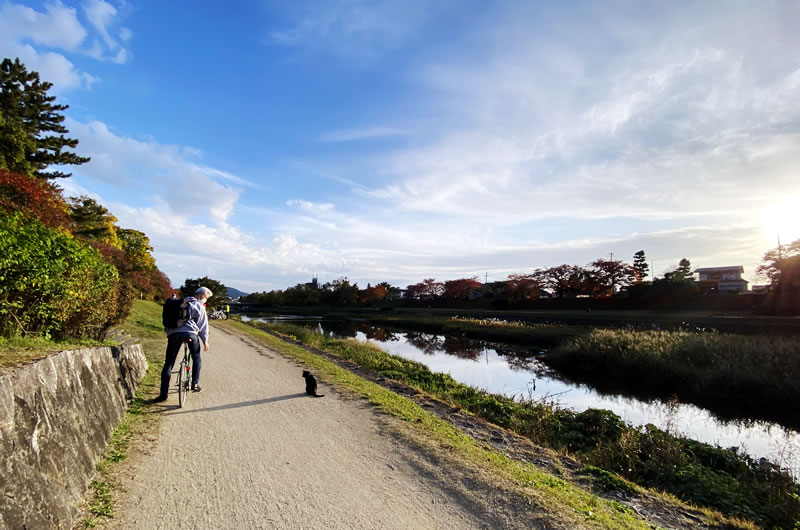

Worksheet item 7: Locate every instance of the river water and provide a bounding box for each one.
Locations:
[243,315,800,477]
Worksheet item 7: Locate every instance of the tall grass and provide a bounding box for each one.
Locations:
[548,329,800,411]
[370,314,586,346]
[258,321,800,529]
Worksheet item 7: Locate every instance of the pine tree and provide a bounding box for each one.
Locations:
[0,58,90,179]
[676,258,693,280]
[68,195,121,248]
[633,250,649,280]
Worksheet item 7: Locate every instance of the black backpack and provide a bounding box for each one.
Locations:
[162,298,190,329]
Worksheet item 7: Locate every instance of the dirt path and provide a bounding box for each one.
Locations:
[109,325,550,529]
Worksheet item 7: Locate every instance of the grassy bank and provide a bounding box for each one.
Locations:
[547,328,800,414]
[356,314,800,417]
[0,335,110,370]
[248,319,798,529]
[81,300,165,527]
[368,314,588,347]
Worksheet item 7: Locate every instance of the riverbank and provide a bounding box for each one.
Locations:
[237,305,800,334]
[546,327,800,422]
[325,313,800,427]
[244,318,799,529]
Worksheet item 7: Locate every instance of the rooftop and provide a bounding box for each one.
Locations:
[693,266,744,273]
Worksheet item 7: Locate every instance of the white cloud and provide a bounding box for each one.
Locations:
[0,41,89,89]
[119,27,133,43]
[66,118,243,223]
[82,0,118,49]
[286,199,334,212]
[360,6,800,231]
[0,0,130,91]
[80,0,131,63]
[0,2,87,50]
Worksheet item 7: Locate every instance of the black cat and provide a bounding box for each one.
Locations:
[302,370,324,397]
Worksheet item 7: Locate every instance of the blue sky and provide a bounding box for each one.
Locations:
[2,0,799,293]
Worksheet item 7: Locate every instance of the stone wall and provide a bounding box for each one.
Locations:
[0,344,147,529]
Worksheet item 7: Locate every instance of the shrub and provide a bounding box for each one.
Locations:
[0,169,71,230]
[0,212,125,339]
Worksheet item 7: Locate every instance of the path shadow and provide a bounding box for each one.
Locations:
[165,392,308,415]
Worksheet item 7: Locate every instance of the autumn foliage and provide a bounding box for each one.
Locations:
[505,273,542,304]
[0,169,71,229]
[360,283,388,305]
[443,277,482,299]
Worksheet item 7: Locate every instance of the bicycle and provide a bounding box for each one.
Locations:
[174,338,193,407]
[209,309,227,320]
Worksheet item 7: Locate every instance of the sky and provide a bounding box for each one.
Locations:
[2,0,800,293]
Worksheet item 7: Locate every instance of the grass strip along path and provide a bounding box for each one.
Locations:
[78,301,167,527]
[233,317,800,530]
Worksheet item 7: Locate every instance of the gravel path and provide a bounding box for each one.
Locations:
[108,325,533,529]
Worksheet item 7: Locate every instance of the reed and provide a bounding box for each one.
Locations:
[548,328,800,411]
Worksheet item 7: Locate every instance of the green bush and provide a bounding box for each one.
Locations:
[0,212,124,339]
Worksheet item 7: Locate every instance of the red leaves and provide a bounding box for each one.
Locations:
[0,169,71,230]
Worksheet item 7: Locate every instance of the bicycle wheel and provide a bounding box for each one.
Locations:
[177,360,188,407]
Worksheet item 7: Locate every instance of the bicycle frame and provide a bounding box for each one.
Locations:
[175,339,193,407]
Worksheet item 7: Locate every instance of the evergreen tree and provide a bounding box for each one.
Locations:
[633,250,649,280]
[0,58,89,179]
[677,258,693,279]
[68,195,121,248]
[179,277,230,309]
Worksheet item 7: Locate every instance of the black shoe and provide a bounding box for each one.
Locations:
[192,384,202,392]
[152,395,168,403]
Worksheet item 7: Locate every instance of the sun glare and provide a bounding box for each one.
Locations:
[760,194,800,247]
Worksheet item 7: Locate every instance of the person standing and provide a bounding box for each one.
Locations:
[155,286,213,401]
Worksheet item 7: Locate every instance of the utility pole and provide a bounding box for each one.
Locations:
[608,252,614,260]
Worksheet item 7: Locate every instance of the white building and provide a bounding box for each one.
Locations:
[694,266,749,294]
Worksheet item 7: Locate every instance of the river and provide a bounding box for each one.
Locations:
[242,315,800,477]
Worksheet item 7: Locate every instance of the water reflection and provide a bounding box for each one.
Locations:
[245,316,800,476]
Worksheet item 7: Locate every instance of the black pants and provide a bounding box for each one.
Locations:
[160,332,201,397]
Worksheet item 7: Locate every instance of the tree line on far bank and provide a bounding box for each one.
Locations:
[0,58,173,340]
[243,247,799,314]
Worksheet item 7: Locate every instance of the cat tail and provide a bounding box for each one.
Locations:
[313,393,325,398]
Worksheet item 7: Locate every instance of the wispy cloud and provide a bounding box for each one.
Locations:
[320,126,409,142]
[82,0,131,63]
[66,118,243,223]
[253,2,799,287]
[269,0,448,64]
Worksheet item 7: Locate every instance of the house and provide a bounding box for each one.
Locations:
[694,266,749,294]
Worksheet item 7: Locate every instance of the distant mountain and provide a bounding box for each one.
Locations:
[227,287,249,299]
